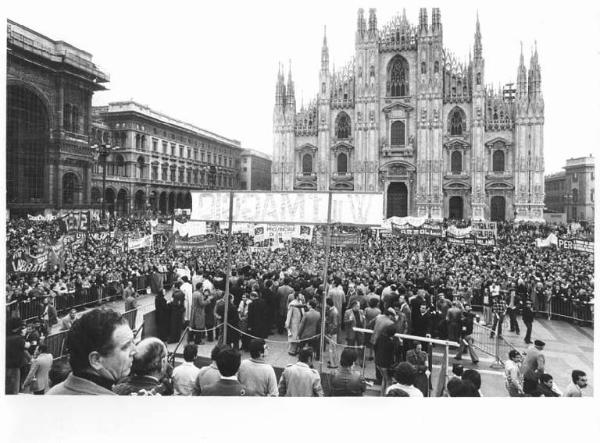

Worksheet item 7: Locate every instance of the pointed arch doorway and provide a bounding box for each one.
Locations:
[387,182,408,218]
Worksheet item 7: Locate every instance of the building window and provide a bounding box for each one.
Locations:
[162,167,167,181]
[434,61,439,74]
[170,168,176,182]
[388,55,409,97]
[208,153,212,164]
[152,165,158,180]
[194,149,198,160]
[180,146,184,157]
[152,139,158,152]
[179,168,185,182]
[451,151,462,174]
[572,188,578,203]
[201,152,206,162]
[187,169,192,183]
[591,172,594,181]
[171,144,176,156]
[162,141,168,154]
[335,112,351,139]
[137,156,145,179]
[421,61,426,74]
[302,153,313,174]
[135,134,141,150]
[194,170,198,184]
[572,173,578,182]
[63,104,72,131]
[71,106,80,133]
[493,150,505,172]
[591,189,594,202]
[391,121,406,146]
[449,108,466,136]
[476,72,481,85]
[337,153,348,174]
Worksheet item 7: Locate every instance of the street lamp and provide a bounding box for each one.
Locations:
[91,143,119,221]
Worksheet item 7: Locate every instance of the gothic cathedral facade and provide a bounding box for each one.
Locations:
[271,8,545,222]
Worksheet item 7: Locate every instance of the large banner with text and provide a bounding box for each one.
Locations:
[191,192,383,225]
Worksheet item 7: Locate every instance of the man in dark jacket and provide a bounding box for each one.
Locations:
[113,337,172,396]
[297,299,321,360]
[5,317,26,395]
[201,346,256,396]
[247,291,269,339]
[454,304,479,364]
[522,300,535,344]
[329,348,367,396]
[374,324,397,395]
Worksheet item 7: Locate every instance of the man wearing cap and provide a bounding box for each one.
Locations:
[522,340,546,396]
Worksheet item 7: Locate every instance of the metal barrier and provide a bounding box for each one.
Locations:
[45,330,69,360]
[472,319,520,368]
[122,308,138,331]
[134,275,149,294]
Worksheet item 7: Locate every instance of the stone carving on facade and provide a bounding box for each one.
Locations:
[369,110,375,122]
[421,109,427,121]
[408,134,415,147]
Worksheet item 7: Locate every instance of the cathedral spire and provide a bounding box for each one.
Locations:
[419,8,428,32]
[474,12,482,60]
[321,25,329,70]
[368,8,377,38]
[356,8,366,42]
[286,60,296,110]
[517,42,527,99]
[275,62,286,107]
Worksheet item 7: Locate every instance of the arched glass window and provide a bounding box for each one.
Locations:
[302,153,313,174]
[135,134,141,149]
[434,61,439,73]
[389,56,409,96]
[337,153,348,174]
[391,121,406,146]
[115,154,125,177]
[451,151,462,174]
[421,61,426,74]
[336,112,351,139]
[62,173,78,205]
[493,150,505,172]
[137,156,145,179]
[572,188,578,203]
[476,72,481,85]
[449,109,465,136]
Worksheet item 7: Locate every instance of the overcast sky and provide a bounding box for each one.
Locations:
[5,0,600,174]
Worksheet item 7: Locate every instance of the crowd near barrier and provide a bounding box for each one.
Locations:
[471,320,519,368]
[469,297,593,326]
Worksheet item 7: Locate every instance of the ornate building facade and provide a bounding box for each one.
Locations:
[545,156,595,222]
[240,149,272,190]
[7,19,109,217]
[272,8,545,221]
[91,101,242,216]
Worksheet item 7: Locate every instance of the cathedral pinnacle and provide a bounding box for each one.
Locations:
[474,12,482,60]
[321,25,329,69]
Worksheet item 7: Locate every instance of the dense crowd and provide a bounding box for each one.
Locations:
[5,215,594,396]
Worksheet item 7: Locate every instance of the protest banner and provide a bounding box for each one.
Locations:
[172,236,217,250]
[173,220,207,237]
[128,235,153,250]
[191,191,383,225]
[558,238,594,253]
[471,221,497,239]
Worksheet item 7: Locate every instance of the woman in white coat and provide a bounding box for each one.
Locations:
[285,292,305,355]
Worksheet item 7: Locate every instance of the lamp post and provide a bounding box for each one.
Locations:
[91,143,119,221]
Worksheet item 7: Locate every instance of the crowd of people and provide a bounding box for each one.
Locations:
[5,215,594,396]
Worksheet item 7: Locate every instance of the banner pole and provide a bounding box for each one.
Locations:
[222,191,234,345]
[319,191,333,373]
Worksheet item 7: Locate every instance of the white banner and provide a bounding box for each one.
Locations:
[173,220,207,237]
[381,216,427,229]
[219,222,254,234]
[128,235,153,250]
[447,225,473,238]
[251,224,313,242]
[536,233,558,248]
[191,192,382,225]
